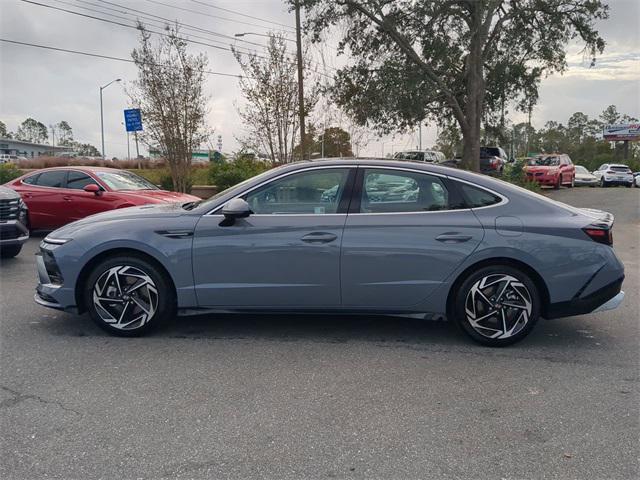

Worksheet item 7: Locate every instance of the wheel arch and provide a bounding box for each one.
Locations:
[74,247,177,313]
[446,257,551,320]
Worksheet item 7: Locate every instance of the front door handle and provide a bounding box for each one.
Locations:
[62,195,72,201]
[436,233,472,243]
[301,232,338,244]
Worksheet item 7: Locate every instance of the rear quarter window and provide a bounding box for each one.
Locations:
[458,183,502,208]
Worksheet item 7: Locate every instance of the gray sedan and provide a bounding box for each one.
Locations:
[34,159,625,346]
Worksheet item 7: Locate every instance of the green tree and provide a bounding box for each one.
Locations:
[209,158,270,190]
[0,121,9,138]
[319,127,354,157]
[16,118,48,144]
[600,105,620,126]
[299,0,608,171]
[74,143,101,157]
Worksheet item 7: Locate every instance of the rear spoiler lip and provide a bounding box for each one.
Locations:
[578,208,614,229]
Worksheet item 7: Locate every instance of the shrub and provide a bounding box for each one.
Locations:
[209,159,271,190]
[503,160,541,192]
[0,163,22,183]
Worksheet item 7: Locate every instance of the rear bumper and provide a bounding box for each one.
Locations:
[545,276,624,319]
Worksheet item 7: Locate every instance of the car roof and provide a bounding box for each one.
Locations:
[22,166,123,175]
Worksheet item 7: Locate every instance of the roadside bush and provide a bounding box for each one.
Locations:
[209,158,271,190]
[0,163,23,183]
[503,160,541,193]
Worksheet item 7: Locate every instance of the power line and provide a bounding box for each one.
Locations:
[146,0,295,33]
[189,0,295,31]
[20,0,336,79]
[0,38,245,78]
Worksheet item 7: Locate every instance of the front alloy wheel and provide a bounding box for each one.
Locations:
[454,266,540,346]
[85,255,174,336]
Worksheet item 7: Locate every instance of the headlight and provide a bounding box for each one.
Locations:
[43,236,72,245]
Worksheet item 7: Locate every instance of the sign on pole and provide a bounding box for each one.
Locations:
[124,108,143,132]
[603,124,640,142]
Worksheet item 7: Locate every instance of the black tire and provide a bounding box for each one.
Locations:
[453,265,541,347]
[554,176,561,189]
[0,244,23,259]
[600,178,607,188]
[568,176,575,188]
[83,254,175,336]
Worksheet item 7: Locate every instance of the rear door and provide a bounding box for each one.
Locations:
[341,167,484,308]
[18,170,69,229]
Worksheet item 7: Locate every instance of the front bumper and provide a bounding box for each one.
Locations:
[546,276,624,319]
[526,173,559,185]
[0,220,29,246]
[34,250,79,314]
[575,178,598,186]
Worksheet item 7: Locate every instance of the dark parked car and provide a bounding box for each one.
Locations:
[35,159,625,347]
[4,167,199,230]
[0,185,29,258]
[480,146,509,176]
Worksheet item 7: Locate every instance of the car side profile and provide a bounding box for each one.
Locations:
[5,166,199,230]
[479,146,509,176]
[35,159,625,346]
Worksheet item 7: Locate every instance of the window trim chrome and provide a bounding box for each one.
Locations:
[205,163,508,216]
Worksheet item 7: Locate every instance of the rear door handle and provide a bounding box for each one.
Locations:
[436,233,472,243]
[301,232,338,244]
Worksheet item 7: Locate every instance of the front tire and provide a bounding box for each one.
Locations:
[0,244,22,259]
[83,255,175,336]
[554,176,561,189]
[600,178,607,188]
[453,266,540,347]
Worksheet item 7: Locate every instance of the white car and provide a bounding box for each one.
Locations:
[0,154,19,164]
[592,163,634,188]
[574,165,598,187]
[394,150,447,163]
[633,172,640,188]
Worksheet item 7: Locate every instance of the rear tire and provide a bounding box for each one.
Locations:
[568,176,575,188]
[0,244,22,259]
[83,255,175,336]
[600,178,607,188]
[453,265,541,347]
[554,176,561,189]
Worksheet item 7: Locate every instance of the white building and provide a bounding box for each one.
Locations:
[0,137,67,158]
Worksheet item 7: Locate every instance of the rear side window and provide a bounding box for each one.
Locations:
[359,169,449,213]
[459,183,502,208]
[67,171,98,189]
[35,171,67,188]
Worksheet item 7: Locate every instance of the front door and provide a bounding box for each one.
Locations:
[341,167,484,308]
[192,167,355,307]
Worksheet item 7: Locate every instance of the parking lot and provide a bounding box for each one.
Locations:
[0,187,638,479]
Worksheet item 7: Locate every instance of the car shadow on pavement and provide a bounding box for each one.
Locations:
[38,309,617,353]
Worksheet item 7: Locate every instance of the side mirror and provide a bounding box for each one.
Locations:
[220,198,251,226]
[83,184,101,195]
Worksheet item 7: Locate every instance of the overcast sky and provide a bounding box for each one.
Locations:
[1,0,638,159]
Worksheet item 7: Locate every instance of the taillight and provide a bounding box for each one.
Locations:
[606,170,614,175]
[583,227,613,246]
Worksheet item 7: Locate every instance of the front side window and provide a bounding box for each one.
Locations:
[22,173,40,185]
[245,168,350,215]
[35,171,66,188]
[359,169,449,213]
[67,171,98,190]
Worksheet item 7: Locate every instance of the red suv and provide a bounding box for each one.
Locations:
[5,167,199,230]
[524,154,576,189]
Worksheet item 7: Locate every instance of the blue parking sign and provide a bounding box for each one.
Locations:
[124,108,143,132]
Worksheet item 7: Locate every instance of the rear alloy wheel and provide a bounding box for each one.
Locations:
[454,266,540,347]
[84,255,175,336]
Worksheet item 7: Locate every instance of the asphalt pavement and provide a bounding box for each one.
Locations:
[1,186,638,479]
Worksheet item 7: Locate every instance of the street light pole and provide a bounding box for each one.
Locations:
[295,1,305,161]
[99,78,121,159]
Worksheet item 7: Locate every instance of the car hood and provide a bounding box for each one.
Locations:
[575,172,596,180]
[49,202,188,238]
[116,189,200,202]
[0,185,20,200]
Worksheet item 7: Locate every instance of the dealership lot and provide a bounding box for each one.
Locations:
[1,187,638,479]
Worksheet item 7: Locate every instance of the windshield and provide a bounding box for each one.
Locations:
[480,147,500,157]
[95,171,159,191]
[528,156,560,166]
[575,166,588,174]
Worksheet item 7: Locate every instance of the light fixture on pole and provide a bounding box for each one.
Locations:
[100,78,121,159]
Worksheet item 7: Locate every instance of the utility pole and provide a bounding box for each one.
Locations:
[99,78,121,159]
[295,1,305,161]
[49,125,56,149]
[419,123,422,150]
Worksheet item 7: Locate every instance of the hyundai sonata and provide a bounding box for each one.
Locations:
[34,159,625,346]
